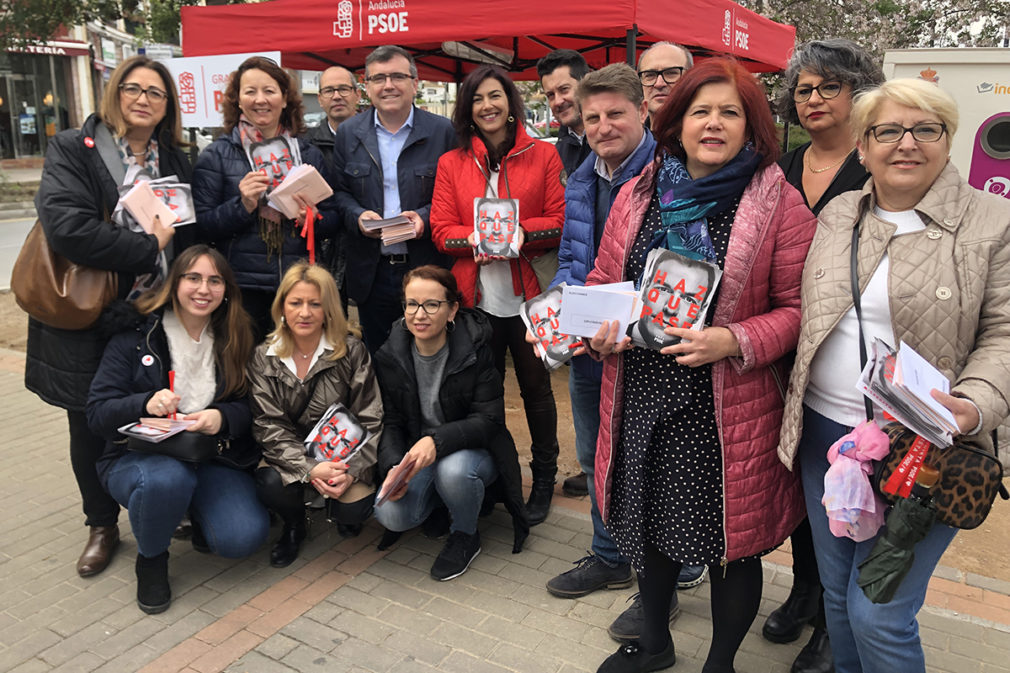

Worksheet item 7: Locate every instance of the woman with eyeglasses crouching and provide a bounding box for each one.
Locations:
[778,78,1010,673]
[86,246,268,614]
[248,262,382,568]
[372,265,529,581]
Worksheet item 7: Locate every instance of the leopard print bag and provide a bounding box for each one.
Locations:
[874,423,1010,530]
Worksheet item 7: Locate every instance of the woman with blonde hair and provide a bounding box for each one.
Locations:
[249,262,382,567]
[780,78,1010,672]
[87,245,266,614]
[26,54,193,579]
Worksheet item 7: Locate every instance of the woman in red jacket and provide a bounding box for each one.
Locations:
[585,58,816,673]
[430,65,565,526]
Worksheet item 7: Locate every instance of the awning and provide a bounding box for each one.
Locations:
[7,40,91,58]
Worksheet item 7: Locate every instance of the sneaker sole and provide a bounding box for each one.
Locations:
[677,567,708,590]
[546,575,634,598]
[433,547,481,582]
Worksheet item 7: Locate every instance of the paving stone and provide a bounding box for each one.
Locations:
[49,651,105,673]
[280,615,349,652]
[39,622,117,667]
[224,650,299,673]
[326,611,397,646]
[437,650,512,673]
[488,641,566,673]
[377,626,452,666]
[330,635,405,671]
[254,632,302,661]
[280,643,347,673]
[430,622,498,658]
[91,643,162,673]
[376,603,443,635]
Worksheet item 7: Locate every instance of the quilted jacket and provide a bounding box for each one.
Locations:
[247,335,382,487]
[778,162,1010,466]
[430,125,566,307]
[192,128,338,293]
[586,160,817,562]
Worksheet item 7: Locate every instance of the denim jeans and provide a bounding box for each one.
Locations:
[569,365,626,567]
[105,452,270,559]
[374,449,497,535]
[798,406,957,673]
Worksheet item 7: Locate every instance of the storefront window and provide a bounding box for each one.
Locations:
[0,52,71,159]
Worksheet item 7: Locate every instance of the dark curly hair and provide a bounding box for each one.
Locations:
[452,65,525,168]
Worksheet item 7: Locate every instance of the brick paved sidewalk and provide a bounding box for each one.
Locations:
[1,348,1007,673]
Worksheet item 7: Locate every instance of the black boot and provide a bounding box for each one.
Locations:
[135,551,171,614]
[526,475,555,526]
[791,626,834,673]
[762,580,820,643]
[270,521,306,568]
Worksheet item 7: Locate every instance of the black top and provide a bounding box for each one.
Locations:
[778,143,869,216]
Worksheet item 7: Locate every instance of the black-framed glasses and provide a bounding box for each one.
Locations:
[792,81,843,103]
[403,299,450,315]
[319,85,357,99]
[868,122,947,144]
[180,272,225,289]
[638,67,685,87]
[119,83,168,103]
[365,72,413,85]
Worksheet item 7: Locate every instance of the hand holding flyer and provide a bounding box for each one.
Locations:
[520,283,581,369]
[303,403,370,463]
[376,456,417,506]
[473,197,520,257]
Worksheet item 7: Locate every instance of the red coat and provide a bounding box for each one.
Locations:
[431,125,565,307]
[587,160,816,563]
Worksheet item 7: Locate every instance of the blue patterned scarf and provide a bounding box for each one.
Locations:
[649,145,762,263]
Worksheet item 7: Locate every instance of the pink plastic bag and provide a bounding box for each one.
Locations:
[822,420,891,542]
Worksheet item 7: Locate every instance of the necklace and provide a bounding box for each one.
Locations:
[805,150,848,174]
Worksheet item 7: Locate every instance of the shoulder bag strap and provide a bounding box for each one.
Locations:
[850,222,875,422]
[93,122,128,185]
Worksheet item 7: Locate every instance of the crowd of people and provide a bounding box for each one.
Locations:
[27,37,1010,673]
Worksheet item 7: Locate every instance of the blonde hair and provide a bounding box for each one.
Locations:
[100,55,185,147]
[268,262,360,360]
[851,78,959,144]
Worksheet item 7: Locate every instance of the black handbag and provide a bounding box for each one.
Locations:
[848,223,1009,529]
[127,431,221,463]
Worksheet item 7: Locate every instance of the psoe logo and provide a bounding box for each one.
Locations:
[333,0,411,39]
[722,10,731,46]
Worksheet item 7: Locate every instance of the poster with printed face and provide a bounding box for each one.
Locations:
[473,197,520,257]
[246,136,299,194]
[627,248,722,350]
[303,403,370,463]
[520,283,580,369]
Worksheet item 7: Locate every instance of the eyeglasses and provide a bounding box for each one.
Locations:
[638,67,685,87]
[180,273,225,289]
[365,72,413,85]
[403,299,450,315]
[792,81,843,103]
[868,122,947,144]
[119,83,168,103]
[319,85,357,99]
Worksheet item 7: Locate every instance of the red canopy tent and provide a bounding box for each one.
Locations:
[181,0,796,79]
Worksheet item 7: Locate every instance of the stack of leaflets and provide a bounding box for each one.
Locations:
[856,338,957,447]
[627,248,722,350]
[473,197,520,257]
[118,418,196,443]
[360,215,416,246]
[267,164,333,219]
[520,283,581,370]
[303,403,371,463]
[119,173,196,232]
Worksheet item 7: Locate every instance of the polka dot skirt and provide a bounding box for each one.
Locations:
[607,192,738,571]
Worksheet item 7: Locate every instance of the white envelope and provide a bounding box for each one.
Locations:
[559,283,637,342]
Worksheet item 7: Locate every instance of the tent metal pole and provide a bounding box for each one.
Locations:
[625,26,637,67]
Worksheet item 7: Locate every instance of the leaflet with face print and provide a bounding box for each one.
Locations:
[474,197,520,257]
[519,283,581,370]
[120,180,179,232]
[118,418,196,443]
[246,135,300,194]
[303,403,371,463]
[627,248,722,350]
[558,282,637,342]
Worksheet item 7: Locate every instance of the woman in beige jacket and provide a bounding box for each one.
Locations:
[248,262,382,567]
[779,78,1010,673]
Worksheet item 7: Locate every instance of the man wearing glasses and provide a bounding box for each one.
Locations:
[308,66,361,311]
[637,41,693,122]
[333,45,454,352]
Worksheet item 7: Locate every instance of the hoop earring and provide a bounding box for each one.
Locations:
[446,319,456,332]
[507,115,515,124]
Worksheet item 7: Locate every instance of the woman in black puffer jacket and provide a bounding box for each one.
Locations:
[373,265,528,581]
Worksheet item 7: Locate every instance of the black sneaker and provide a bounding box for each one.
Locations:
[677,564,707,589]
[430,531,481,581]
[608,592,681,643]
[562,472,589,497]
[547,554,634,598]
[597,640,676,673]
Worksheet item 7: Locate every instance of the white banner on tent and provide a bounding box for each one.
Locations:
[157,51,281,128]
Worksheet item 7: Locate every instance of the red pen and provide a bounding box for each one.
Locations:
[168,370,176,420]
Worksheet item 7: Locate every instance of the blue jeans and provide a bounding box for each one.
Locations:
[105,452,270,559]
[569,366,626,567]
[798,406,957,673]
[374,449,497,535]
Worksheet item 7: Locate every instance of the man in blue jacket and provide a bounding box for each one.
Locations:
[333,45,454,352]
[542,62,690,643]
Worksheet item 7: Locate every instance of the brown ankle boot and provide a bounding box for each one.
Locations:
[77,525,120,577]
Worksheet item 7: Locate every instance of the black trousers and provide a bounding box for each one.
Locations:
[254,467,373,527]
[485,312,559,480]
[67,410,119,527]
